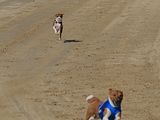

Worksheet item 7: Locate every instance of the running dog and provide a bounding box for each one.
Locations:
[53,13,63,40]
[85,89,123,120]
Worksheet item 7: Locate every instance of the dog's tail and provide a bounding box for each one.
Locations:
[86,95,95,103]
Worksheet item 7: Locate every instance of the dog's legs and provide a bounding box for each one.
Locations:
[59,25,63,40]
[59,32,62,40]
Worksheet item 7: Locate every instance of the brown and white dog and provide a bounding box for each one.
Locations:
[85,89,123,120]
[53,13,63,40]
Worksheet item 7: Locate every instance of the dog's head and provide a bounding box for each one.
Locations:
[108,88,123,106]
[55,13,63,18]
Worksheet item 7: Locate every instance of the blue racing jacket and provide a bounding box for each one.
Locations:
[98,100,121,120]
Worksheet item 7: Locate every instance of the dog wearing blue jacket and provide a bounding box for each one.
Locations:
[85,89,123,120]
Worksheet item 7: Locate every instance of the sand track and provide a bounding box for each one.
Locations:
[0,0,160,120]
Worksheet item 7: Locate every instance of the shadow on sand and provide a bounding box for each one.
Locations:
[64,39,81,43]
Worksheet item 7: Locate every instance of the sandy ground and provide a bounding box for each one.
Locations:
[0,0,160,120]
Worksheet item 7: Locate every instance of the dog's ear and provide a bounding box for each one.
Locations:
[119,90,123,98]
[120,91,123,95]
[108,88,113,95]
[109,88,112,91]
[60,13,64,18]
[55,14,58,17]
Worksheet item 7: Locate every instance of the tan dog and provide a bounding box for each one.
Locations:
[53,13,63,40]
[86,89,123,120]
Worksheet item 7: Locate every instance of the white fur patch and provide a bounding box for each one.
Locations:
[53,23,61,34]
[86,95,94,101]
